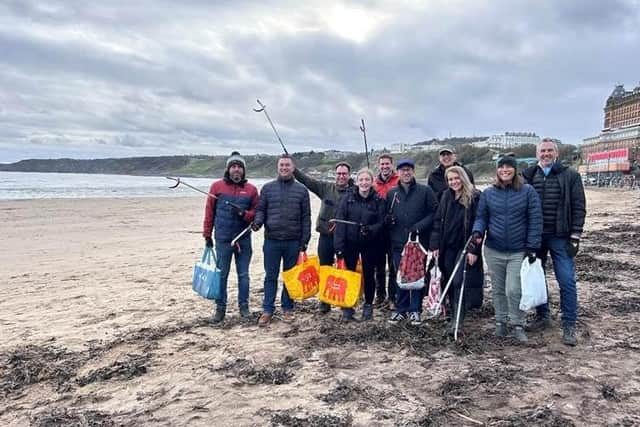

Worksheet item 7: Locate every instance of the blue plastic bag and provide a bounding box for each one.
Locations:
[192,246,221,300]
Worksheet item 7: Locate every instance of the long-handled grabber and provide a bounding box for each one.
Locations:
[328,218,361,226]
[360,118,370,169]
[431,235,473,317]
[253,99,289,155]
[230,224,253,251]
[454,253,469,341]
[166,176,244,211]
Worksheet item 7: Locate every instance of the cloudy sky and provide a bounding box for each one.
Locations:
[1,0,639,162]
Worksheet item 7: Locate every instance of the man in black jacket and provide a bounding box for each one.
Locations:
[522,139,586,346]
[386,159,438,326]
[253,155,311,327]
[293,162,354,313]
[427,146,474,202]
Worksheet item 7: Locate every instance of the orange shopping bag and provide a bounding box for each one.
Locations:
[318,259,362,308]
[282,251,320,301]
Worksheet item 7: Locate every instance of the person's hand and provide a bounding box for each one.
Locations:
[525,251,537,264]
[359,225,370,237]
[205,237,213,248]
[467,253,478,266]
[335,251,344,260]
[431,249,439,258]
[467,231,483,252]
[409,230,418,240]
[384,214,396,226]
[299,243,307,252]
[567,237,580,258]
[251,222,262,232]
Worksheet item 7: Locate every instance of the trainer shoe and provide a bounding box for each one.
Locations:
[387,312,407,325]
[562,325,577,346]
[409,312,422,326]
[210,307,225,324]
[495,322,507,337]
[258,313,272,327]
[239,305,251,319]
[512,326,528,343]
[526,313,551,331]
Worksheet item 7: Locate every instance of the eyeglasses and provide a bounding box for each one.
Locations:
[336,172,349,176]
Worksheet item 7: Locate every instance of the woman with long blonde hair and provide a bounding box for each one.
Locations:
[429,166,483,336]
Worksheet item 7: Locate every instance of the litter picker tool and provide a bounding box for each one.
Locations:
[253,99,289,155]
[230,224,253,251]
[166,176,244,211]
[328,218,361,226]
[360,118,370,169]
[454,257,469,341]
[431,235,473,318]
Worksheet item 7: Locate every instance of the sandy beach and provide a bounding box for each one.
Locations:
[1,188,640,426]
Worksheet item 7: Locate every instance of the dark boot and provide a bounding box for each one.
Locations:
[526,312,551,331]
[563,325,577,346]
[341,308,357,322]
[319,302,331,314]
[512,326,528,343]
[495,322,507,337]
[362,304,373,321]
[210,306,225,324]
[239,305,251,319]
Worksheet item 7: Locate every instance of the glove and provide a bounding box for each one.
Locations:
[335,251,344,260]
[205,237,213,248]
[525,251,537,264]
[299,243,307,252]
[359,225,370,237]
[251,222,262,232]
[566,237,580,258]
[384,214,397,226]
[467,232,483,252]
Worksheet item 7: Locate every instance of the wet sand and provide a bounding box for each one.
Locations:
[1,189,640,426]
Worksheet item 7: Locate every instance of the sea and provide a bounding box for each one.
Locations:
[0,171,270,200]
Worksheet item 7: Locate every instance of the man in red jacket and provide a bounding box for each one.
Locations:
[203,151,259,323]
[373,154,400,309]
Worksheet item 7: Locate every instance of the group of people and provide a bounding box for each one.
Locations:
[202,138,586,346]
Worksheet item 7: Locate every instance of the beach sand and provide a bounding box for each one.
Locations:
[1,189,640,426]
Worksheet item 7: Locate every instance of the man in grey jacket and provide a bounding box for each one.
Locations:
[294,162,354,313]
[253,155,311,327]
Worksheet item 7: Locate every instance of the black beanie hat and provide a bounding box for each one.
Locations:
[497,155,518,169]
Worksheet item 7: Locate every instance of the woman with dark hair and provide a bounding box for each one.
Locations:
[429,166,483,336]
[472,155,542,343]
[334,168,385,321]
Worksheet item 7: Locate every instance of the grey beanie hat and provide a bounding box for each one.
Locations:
[226,151,246,169]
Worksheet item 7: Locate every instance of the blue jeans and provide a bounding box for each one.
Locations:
[393,250,425,314]
[536,236,578,326]
[215,236,252,310]
[262,239,298,315]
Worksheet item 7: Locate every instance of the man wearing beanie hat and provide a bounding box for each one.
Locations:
[427,145,474,202]
[293,161,354,314]
[203,151,260,323]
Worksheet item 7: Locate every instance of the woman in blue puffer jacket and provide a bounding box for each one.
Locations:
[472,155,542,343]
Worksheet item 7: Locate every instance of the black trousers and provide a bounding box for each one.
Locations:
[374,234,396,301]
[344,243,378,305]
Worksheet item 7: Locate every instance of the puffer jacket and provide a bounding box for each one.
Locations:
[334,188,385,252]
[427,162,475,201]
[522,162,586,238]
[293,169,353,235]
[472,183,542,252]
[386,179,438,251]
[254,177,311,245]
[203,178,259,242]
[374,172,400,199]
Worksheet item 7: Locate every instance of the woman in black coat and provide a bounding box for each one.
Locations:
[429,166,483,335]
[334,168,385,321]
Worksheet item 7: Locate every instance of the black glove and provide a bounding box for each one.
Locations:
[251,222,262,232]
[359,225,370,237]
[525,251,537,264]
[566,237,580,258]
[467,232,483,252]
[335,251,344,260]
[384,214,397,226]
[299,243,307,252]
[205,237,213,248]
[409,230,418,240]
